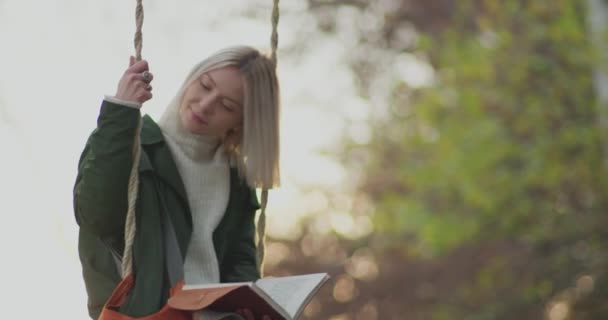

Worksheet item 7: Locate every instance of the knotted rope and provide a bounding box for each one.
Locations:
[134,0,144,62]
[121,0,144,278]
[256,0,280,277]
[270,0,280,67]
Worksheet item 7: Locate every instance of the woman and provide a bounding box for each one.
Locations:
[74,46,280,320]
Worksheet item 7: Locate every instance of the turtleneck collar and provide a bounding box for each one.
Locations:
[162,130,222,162]
[157,103,225,163]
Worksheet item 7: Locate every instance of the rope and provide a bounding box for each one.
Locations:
[121,0,145,278]
[256,190,269,274]
[256,0,280,276]
[134,0,144,61]
[122,119,143,278]
[270,0,280,66]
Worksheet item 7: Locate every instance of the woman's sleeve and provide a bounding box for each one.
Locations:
[73,100,142,237]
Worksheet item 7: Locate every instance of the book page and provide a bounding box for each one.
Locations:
[197,310,246,320]
[253,273,329,319]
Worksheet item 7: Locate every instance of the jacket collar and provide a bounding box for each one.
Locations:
[141,114,165,146]
[139,115,188,203]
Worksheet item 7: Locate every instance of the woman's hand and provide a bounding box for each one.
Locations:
[115,56,154,104]
[236,308,271,320]
[190,309,269,320]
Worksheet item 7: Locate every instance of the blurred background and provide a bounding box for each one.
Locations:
[1,0,607,319]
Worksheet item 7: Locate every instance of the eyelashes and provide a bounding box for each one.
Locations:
[199,80,234,112]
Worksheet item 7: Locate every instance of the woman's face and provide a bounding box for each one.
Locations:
[179,66,244,138]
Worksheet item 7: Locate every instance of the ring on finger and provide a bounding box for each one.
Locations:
[142,71,153,83]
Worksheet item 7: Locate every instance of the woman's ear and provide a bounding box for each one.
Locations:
[224,127,238,138]
[223,127,243,152]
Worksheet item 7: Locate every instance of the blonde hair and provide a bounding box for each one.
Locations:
[160,46,281,190]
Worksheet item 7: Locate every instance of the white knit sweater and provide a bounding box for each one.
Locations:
[158,106,230,285]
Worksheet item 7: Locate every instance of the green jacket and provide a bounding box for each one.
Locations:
[74,101,261,319]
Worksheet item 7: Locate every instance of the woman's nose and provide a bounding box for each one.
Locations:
[194,94,218,115]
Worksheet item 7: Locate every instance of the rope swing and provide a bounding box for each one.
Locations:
[121,0,280,279]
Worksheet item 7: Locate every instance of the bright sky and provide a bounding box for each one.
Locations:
[0,1,368,318]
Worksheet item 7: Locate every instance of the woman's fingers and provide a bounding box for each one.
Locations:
[114,57,154,104]
[235,308,255,320]
[141,71,154,83]
[137,88,153,102]
[191,310,201,320]
[235,308,272,320]
[243,309,255,320]
[125,57,153,84]
[127,59,149,74]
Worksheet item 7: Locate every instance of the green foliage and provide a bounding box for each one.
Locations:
[294,0,608,318]
[350,0,604,256]
[325,0,608,318]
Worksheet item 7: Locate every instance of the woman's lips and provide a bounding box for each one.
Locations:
[190,107,208,125]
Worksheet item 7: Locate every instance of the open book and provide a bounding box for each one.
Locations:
[168,273,330,320]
